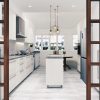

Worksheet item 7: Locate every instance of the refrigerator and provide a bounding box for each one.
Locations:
[80,29,86,83]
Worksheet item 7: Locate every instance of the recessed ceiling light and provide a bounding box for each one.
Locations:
[28,5,32,8]
[72,5,76,8]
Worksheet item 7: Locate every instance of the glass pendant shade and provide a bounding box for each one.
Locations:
[49,5,60,34]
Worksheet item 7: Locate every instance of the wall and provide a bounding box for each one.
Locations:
[9,1,35,55]
[35,28,79,67]
[77,18,86,72]
[9,41,30,55]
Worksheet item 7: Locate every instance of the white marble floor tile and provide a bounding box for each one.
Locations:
[9,66,99,100]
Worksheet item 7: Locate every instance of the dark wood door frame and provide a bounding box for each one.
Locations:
[0,0,9,100]
[0,0,99,100]
[4,0,9,100]
[86,0,100,100]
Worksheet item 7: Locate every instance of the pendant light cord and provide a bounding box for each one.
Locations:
[57,5,59,28]
[50,5,52,32]
[54,8,57,27]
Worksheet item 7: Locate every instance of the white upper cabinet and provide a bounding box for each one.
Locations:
[9,9,16,40]
[25,18,34,43]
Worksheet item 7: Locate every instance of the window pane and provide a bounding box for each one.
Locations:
[35,35,42,50]
[0,2,4,20]
[91,66,99,84]
[42,35,49,50]
[91,88,99,100]
[0,66,4,83]
[0,87,4,100]
[50,35,57,50]
[0,23,4,36]
[50,35,57,43]
[58,35,64,50]
[91,23,99,41]
[91,44,99,62]
[91,2,99,20]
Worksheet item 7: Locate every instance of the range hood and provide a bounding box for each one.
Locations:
[16,16,26,38]
[16,33,26,38]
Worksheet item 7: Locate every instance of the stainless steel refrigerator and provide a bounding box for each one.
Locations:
[80,29,86,83]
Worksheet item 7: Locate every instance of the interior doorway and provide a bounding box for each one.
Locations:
[0,0,100,100]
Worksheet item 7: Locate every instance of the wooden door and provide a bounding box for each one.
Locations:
[86,0,100,100]
[0,0,9,100]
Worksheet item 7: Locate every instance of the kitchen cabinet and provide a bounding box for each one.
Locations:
[9,9,16,40]
[25,18,34,43]
[18,57,25,82]
[9,55,34,93]
[46,56,63,87]
[34,53,40,69]
[25,55,34,75]
[9,59,18,92]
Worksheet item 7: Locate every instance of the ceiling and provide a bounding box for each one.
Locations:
[10,0,86,29]
[24,12,85,29]
[11,0,86,12]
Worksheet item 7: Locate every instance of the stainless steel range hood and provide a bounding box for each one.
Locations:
[16,16,26,38]
[16,33,26,38]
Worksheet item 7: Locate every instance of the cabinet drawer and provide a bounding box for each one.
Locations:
[9,60,17,76]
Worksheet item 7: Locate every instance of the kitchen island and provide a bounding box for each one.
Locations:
[46,54,63,88]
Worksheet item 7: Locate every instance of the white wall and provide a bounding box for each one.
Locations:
[77,18,86,72]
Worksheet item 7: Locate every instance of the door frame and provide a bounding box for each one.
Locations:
[1,0,99,100]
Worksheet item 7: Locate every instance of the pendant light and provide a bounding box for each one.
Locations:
[49,5,60,34]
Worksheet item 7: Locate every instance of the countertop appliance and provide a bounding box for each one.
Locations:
[80,29,86,83]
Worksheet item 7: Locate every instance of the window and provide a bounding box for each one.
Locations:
[58,35,64,50]
[50,35,57,50]
[35,35,64,50]
[42,35,49,50]
[35,35,42,50]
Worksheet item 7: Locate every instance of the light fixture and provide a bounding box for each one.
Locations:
[49,5,60,34]
[28,1,32,8]
[28,5,32,8]
[72,5,76,8]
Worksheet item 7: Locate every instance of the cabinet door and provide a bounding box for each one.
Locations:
[35,54,40,68]
[25,18,33,43]
[9,60,17,78]
[9,60,17,92]
[30,56,34,71]
[9,9,16,40]
[19,58,25,81]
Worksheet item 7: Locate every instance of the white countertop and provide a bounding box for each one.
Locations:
[47,54,63,58]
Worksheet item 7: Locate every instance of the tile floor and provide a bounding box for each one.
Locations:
[9,66,99,100]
